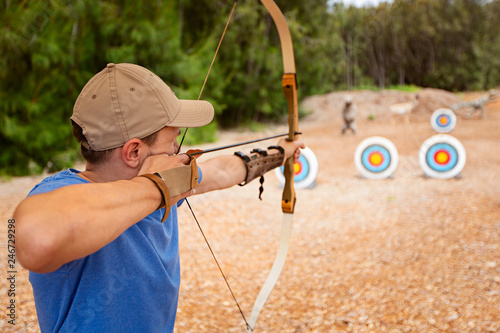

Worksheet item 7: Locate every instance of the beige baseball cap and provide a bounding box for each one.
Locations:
[71,63,214,151]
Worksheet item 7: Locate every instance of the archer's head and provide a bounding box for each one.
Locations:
[71,63,215,157]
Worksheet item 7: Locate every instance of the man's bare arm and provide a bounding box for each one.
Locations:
[196,139,305,194]
[15,153,194,274]
[14,178,172,273]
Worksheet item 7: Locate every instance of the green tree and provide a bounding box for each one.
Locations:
[0,2,79,175]
[1,0,498,176]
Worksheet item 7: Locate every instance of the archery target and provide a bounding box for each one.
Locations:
[431,108,457,133]
[274,147,318,189]
[419,134,466,179]
[354,137,399,179]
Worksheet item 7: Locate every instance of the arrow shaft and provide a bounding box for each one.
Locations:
[187,131,301,156]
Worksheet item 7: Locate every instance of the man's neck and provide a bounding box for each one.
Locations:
[79,162,136,183]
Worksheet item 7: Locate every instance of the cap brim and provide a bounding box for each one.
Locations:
[168,100,214,128]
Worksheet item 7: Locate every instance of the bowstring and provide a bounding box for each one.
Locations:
[177,2,237,153]
[177,2,250,328]
[184,199,250,329]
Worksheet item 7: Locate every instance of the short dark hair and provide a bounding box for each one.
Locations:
[71,121,160,164]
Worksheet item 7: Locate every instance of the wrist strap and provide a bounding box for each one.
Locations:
[250,148,268,156]
[267,145,285,154]
[140,173,170,223]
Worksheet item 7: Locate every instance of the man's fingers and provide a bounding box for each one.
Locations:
[294,148,301,163]
[140,152,193,176]
[174,153,191,165]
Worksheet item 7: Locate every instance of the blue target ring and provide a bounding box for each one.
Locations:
[419,134,466,179]
[274,147,318,189]
[361,145,391,173]
[425,143,458,172]
[293,154,309,182]
[355,137,399,179]
[435,114,451,128]
[431,108,456,133]
[277,153,309,182]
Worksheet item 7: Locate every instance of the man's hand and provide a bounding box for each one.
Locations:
[276,138,306,164]
[139,153,191,176]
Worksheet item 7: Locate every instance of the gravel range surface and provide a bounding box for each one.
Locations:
[1,89,499,332]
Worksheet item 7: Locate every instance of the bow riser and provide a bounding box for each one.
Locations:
[281,73,299,214]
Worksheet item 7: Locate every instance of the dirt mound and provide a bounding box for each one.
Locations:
[301,88,462,123]
[413,88,462,115]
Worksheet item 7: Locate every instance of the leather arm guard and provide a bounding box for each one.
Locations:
[140,156,199,222]
[235,146,285,200]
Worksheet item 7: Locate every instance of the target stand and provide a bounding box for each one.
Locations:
[274,147,318,189]
[430,108,457,133]
[419,134,466,179]
[354,137,399,179]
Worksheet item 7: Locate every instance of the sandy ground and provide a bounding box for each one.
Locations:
[1,89,499,332]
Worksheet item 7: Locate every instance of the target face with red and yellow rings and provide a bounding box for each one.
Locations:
[354,137,399,179]
[430,108,457,133]
[274,147,318,189]
[419,134,466,179]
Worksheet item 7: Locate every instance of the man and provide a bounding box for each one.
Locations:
[14,63,304,332]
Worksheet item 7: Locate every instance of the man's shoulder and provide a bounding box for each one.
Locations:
[28,169,88,197]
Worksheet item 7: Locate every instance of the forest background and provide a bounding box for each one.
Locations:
[1,0,498,176]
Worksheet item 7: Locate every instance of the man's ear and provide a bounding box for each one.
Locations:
[121,139,144,168]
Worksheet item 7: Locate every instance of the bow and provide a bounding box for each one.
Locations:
[246,1,299,331]
[179,1,299,330]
